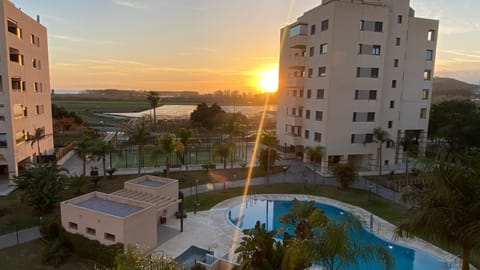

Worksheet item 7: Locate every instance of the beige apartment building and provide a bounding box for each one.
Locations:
[0,0,53,181]
[276,0,438,171]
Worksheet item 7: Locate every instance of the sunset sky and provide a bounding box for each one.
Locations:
[11,0,480,93]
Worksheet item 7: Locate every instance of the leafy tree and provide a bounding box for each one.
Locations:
[190,103,226,132]
[428,100,480,155]
[126,124,152,174]
[258,148,279,173]
[235,221,283,270]
[305,146,324,185]
[332,163,357,190]
[146,91,161,130]
[395,157,480,270]
[213,141,235,170]
[114,245,181,270]
[91,140,116,176]
[373,128,394,176]
[311,219,393,270]
[68,175,89,195]
[74,139,92,176]
[27,127,51,162]
[151,134,184,177]
[14,163,68,214]
[400,133,421,180]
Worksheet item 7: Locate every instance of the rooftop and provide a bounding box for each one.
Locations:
[138,180,165,188]
[75,197,144,217]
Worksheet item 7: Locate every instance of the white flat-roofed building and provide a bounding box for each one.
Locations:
[61,175,180,253]
[276,0,438,172]
[0,0,53,182]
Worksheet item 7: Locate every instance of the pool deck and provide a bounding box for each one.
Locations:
[151,194,463,269]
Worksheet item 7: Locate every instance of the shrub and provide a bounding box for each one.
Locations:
[332,163,357,189]
[41,235,71,267]
[106,168,117,177]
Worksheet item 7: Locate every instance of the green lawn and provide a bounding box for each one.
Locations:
[0,240,96,270]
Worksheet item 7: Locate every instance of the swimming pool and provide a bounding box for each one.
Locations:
[227,198,456,270]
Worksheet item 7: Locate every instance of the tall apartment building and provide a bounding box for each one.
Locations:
[0,0,53,182]
[276,0,438,171]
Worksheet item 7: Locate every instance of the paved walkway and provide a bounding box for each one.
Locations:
[0,226,41,250]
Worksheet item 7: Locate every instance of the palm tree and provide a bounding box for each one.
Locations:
[91,140,116,176]
[235,221,281,270]
[261,132,279,182]
[311,218,393,270]
[395,158,480,270]
[175,128,200,169]
[146,91,161,130]
[74,139,92,176]
[213,141,235,170]
[373,127,394,176]
[152,134,184,177]
[126,124,152,174]
[400,134,421,181]
[305,146,324,185]
[27,127,50,163]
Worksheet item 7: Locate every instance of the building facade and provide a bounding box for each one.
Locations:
[276,0,438,171]
[0,0,53,181]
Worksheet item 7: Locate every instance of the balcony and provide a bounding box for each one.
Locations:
[289,55,306,69]
[293,116,303,126]
[289,35,307,49]
[287,77,305,88]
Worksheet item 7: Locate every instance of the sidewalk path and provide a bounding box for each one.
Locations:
[0,226,41,250]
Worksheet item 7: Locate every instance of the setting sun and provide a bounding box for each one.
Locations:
[258,69,279,93]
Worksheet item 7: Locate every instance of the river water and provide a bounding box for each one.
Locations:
[106,105,277,120]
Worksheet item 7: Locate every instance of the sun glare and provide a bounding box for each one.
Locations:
[258,68,279,93]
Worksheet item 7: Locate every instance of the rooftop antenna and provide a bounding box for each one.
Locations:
[36,15,40,23]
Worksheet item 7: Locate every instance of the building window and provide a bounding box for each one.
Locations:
[7,20,22,38]
[32,58,41,69]
[395,37,401,46]
[318,66,326,77]
[424,70,432,80]
[315,111,323,121]
[35,105,45,115]
[68,222,78,230]
[354,90,377,100]
[290,24,307,37]
[357,67,379,78]
[34,82,43,92]
[298,107,303,117]
[31,34,40,46]
[13,104,24,119]
[15,130,26,145]
[388,121,393,128]
[307,89,312,98]
[316,89,324,99]
[384,159,390,165]
[390,100,395,108]
[309,47,315,57]
[320,43,328,54]
[314,132,322,142]
[397,15,403,24]
[0,133,7,148]
[11,77,22,91]
[351,134,373,144]
[0,104,4,121]
[307,68,313,78]
[426,50,433,61]
[304,130,310,139]
[86,227,96,236]
[427,30,435,41]
[352,112,375,122]
[321,20,329,31]
[305,110,311,119]
[420,108,428,119]
[422,89,429,100]
[104,233,115,241]
[310,24,316,35]
[392,80,397,88]
[359,44,381,55]
[360,20,383,32]
[291,107,297,116]
[299,89,304,98]
[393,59,399,67]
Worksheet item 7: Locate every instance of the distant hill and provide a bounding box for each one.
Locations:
[432,77,479,104]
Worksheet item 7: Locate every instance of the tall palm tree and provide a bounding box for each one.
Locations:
[311,219,393,270]
[74,139,92,176]
[126,124,152,174]
[152,134,184,177]
[395,158,480,270]
[146,91,161,130]
[305,146,324,185]
[91,140,116,176]
[373,127,394,176]
[261,132,279,182]
[27,127,50,163]
[175,128,200,169]
[213,141,235,170]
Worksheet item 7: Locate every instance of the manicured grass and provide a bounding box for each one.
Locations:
[0,239,96,270]
[183,183,408,225]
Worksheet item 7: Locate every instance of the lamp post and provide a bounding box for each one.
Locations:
[368,183,373,201]
[194,179,199,214]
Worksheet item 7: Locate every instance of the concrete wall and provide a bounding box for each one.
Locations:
[123,203,157,254]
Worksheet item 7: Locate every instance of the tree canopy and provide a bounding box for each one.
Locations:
[190,103,226,131]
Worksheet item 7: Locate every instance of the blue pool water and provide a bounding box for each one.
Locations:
[227,199,455,270]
